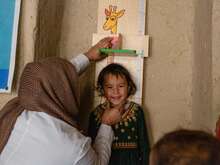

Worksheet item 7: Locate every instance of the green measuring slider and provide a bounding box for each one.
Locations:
[99,48,137,56]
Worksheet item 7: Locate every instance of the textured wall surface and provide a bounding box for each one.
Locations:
[0,0,218,143]
[213,0,220,129]
[59,0,99,130]
[35,0,65,60]
[192,0,212,131]
[146,0,194,141]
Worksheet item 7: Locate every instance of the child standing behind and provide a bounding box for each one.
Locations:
[88,63,150,165]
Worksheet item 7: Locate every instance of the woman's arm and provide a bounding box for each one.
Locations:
[75,124,114,165]
[76,106,121,165]
[70,37,113,75]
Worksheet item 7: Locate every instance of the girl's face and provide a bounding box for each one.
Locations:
[103,73,128,108]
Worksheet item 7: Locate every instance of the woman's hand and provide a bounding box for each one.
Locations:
[101,101,126,125]
[84,37,113,61]
[101,107,121,125]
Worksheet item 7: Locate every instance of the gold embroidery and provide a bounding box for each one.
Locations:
[114,136,119,140]
[124,121,128,127]
[115,124,119,129]
[132,116,137,121]
[121,129,125,133]
[112,142,137,149]
[94,102,140,129]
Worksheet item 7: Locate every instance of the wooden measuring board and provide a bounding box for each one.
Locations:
[93,33,148,106]
[93,33,149,57]
[93,0,148,107]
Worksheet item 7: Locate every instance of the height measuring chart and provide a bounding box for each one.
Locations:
[0,0,21,93]
[93,0,149,107]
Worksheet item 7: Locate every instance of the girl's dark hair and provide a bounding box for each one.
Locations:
[97,63,136,97]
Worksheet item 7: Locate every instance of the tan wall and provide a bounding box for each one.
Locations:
[0,0,218,143]
[213,0,220,129]
[58,0,99,130]
[35,0,65,60]
[146,0,194,142]
[147,0,213,142]
[192,0,212,131]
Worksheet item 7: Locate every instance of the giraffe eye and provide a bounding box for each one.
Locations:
[111,17,115,21]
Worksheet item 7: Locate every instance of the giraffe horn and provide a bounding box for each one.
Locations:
[113,6,117,12]
[109,5,113,12]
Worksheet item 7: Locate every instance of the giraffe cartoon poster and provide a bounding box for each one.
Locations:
[97,0,146,35]
[103,5,125,34]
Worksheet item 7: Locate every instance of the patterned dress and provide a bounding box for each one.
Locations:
[88,101,150,165]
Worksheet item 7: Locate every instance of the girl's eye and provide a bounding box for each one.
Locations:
[107,86,113,89]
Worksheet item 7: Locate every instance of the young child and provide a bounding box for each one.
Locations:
[88,63,150,165]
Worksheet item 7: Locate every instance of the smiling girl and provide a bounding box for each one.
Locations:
[88,63,150,165]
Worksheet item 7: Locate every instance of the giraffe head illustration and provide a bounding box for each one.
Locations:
[103,5,125,34]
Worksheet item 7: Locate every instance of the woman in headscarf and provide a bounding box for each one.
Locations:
[0,37,121,165]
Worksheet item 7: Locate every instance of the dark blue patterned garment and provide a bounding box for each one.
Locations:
[88,101,150,165]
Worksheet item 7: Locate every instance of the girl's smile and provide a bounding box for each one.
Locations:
[103,73,128,108]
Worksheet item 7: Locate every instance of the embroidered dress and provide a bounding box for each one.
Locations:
[88,101,150,165]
